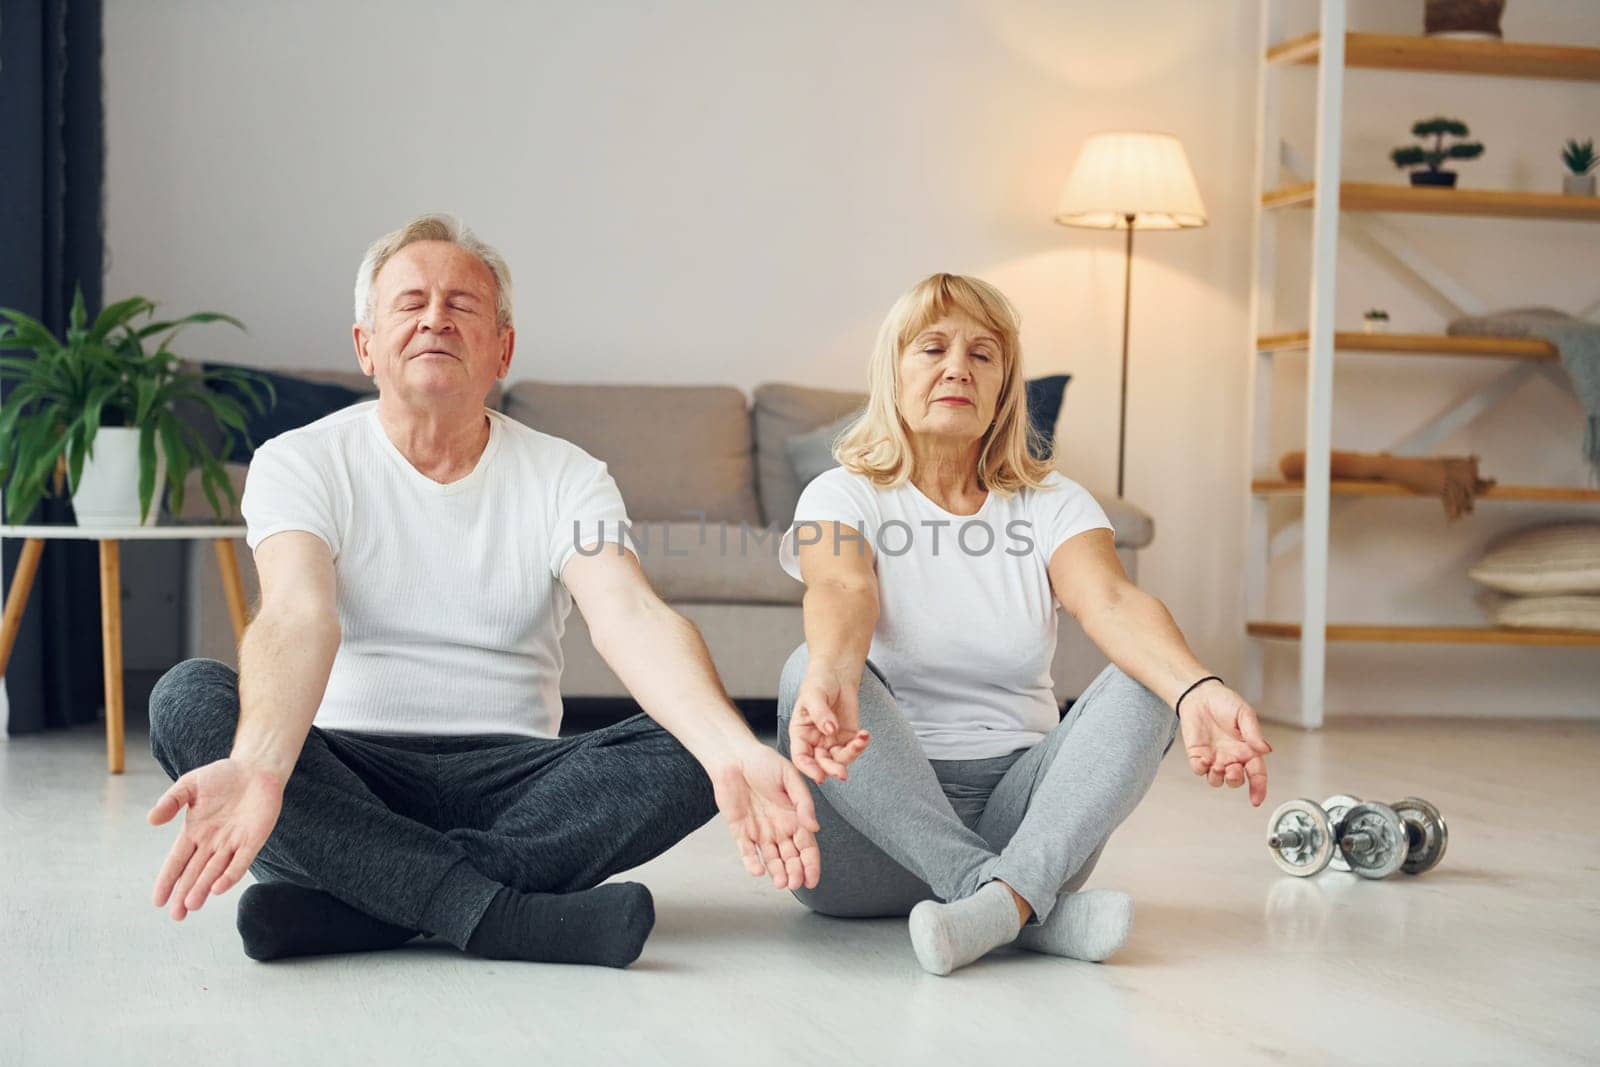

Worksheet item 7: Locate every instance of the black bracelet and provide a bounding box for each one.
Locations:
[1175,675,1223,717]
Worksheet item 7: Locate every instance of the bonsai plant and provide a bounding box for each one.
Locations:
[1391,118,1484,188]
[1561,138,1597,197]
[1363,308,1391,334]
[0,288,274,525]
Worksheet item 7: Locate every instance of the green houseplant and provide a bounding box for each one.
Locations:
[1391,117,1484,188]
[1561,138,1597,197]
[0,289,274,525]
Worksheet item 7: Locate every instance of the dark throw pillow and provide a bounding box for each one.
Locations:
[203,364,375,461]
[1024,374,1070,461]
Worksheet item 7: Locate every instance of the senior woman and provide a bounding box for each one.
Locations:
[776,272,1272,976]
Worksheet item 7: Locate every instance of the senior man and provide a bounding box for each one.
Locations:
[146,214,865,967]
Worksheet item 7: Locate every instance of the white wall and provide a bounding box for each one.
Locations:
[102,0,1600,722]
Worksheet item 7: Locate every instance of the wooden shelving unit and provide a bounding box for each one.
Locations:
[1251,480,1600,503]
[1247,622,1600,647]
[1244,1,1600,727]
[1263,181,1600,221]
[1267,31,1600,81]
[1257,331,1558,360]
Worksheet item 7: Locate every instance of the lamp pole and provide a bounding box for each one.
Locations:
[1117,213,1134,499]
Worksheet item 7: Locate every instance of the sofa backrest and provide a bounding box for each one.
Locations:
[751,382,867,528]
[501,380,763,525]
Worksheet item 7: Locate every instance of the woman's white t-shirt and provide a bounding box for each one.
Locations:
[778,467,1113,760]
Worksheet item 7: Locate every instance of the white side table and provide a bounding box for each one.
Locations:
[0,523,249,773]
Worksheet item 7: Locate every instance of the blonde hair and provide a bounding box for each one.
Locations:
[835,272,1052,494]
[353,213,514,329]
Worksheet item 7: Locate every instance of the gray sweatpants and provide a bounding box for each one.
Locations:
[148,658,718,949]
[777,646,1178,923]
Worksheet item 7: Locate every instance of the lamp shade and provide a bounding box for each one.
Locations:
[1054,131,1208,231]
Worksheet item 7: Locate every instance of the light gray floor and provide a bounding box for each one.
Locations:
[2,716,1596,1066]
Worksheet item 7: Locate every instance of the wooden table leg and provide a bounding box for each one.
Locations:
[99,539,125,775]
[214,538,249,644]
[0,538,45,677]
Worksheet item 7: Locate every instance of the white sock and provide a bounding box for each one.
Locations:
[907,882,1020,976]
[1014,889,1133,963]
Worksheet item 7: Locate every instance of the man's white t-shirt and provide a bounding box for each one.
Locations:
[241,400,631,738]
[778,467,1113,760]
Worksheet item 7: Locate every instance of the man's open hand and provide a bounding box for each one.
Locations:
[710,744,823,891]
[148,759,285,920]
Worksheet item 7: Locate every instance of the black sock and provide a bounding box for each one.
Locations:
[465,883,655,968]
[236,883,420,962]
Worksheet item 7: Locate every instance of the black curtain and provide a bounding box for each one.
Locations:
[1,0,106,734]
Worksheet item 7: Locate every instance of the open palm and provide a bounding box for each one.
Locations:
[710,746,823,891]
[1178,682,1273,807]
[148,758,285,920]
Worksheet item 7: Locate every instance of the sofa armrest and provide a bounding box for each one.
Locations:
[1092,493,1154,550]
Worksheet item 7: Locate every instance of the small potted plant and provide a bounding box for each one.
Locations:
[1561,138,1597,197]
[1363,308,1391,334]
[1391,118,1484,188]
[1424,0,1504,39]
[0,289,274,526]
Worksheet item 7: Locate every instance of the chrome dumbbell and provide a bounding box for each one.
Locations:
[1321,793,1363,872]
[1266,794,1449,878]
[1335,797,1448,879]
[1265,798,1337,877]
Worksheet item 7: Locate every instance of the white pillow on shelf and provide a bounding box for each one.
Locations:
[1467,523,1600,595]
[1493,594,1600,633]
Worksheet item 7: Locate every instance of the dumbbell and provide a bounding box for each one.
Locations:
[1265,798,1337,876]
[1266,795,1448,878]
[1333,796,1449,879]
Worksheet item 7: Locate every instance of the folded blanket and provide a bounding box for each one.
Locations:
[1447,307,1600,480]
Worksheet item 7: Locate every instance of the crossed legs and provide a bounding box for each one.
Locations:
[147,658,717,962]
[776,645,1177,972]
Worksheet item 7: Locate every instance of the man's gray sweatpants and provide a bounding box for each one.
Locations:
[777,646,1178,923]
[148,658,718,949]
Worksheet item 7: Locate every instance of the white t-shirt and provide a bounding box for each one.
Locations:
[778,467,1113,759]
[241,400,631,738]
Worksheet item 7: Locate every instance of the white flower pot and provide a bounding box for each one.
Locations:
[1363,319,1391,334]
[1563,173,1597,197]
[70,427,167,527]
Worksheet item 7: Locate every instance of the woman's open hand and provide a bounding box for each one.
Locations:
[1177,680,1273,807]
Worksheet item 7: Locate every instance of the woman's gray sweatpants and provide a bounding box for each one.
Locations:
[777,646,1178,923]
[148,658,718,950]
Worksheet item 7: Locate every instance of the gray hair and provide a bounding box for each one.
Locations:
[353,213,514,329]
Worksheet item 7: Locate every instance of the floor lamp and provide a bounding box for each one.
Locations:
[1055,131,1208,498]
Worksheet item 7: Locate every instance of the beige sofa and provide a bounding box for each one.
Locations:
[181,373,1154,705]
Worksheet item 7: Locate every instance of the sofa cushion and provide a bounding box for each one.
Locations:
[625,521,801,605]
[784,411,859,491]
[753,383,872,527]
[502,381,762,525]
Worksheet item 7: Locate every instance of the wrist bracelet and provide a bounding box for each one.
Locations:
[1175,675,1223,716]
